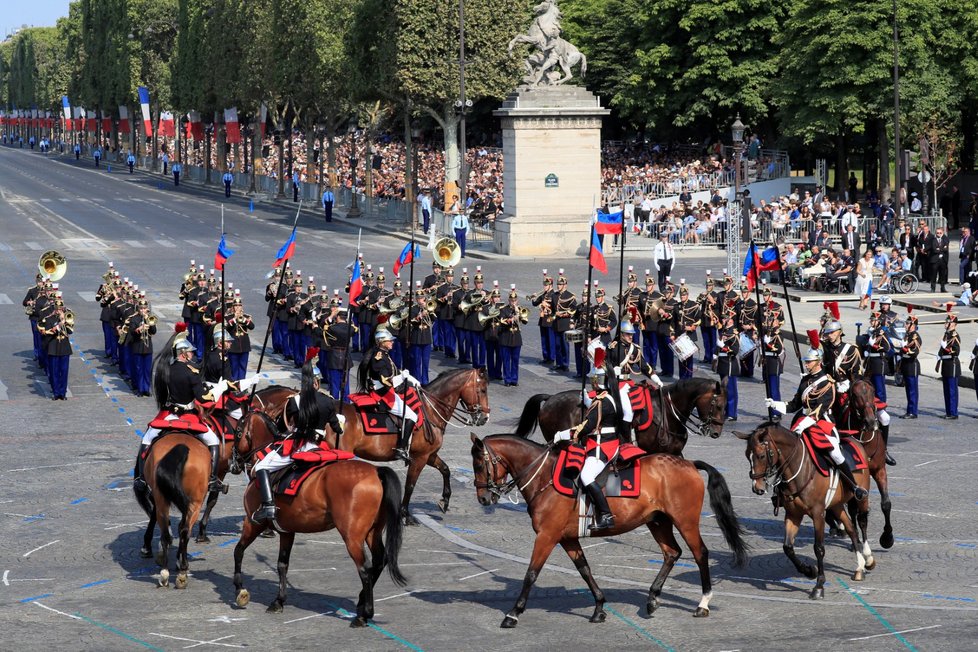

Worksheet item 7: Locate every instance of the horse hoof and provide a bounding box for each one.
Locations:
[852,570,864,582]
[437,499,450,514]
[139,546,152,559]
[500,615,519,629]
[589,610,606,623]
[401,513,419,526]
[175,574,188,589]
[693,607,710,618]
[809,587,824,600]
[266,602,283,614]
[879,532,894,550]
[260,529,276,539]
[647,598,660,616]
[235,589,250,608]
[195,535,210,544]
[158,569,169,588]
[350,617,369,628]
[865,557,877,571]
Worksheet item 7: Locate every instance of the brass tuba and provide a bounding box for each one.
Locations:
[39,250,67,281]
[425,298,438,313]
[433,237,462,268]
[379,297,404,315]
[478,306,501,325]
[145,314,158,328]
[460,291,485,314]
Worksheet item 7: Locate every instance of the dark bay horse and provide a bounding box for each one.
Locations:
[470,434,748,627]
[232,410,407,625]
[515,377,726,455]
[133,433,212,589]
[338,368,490,523]
[735,423,874,600]
[833,379,894,549]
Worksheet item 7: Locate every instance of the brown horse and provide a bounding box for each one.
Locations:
[734,423,874,600]
[469,433,749,627]
[515,377,726,455]
[231,410,407,625]
[338,368,490,523]
[833,379,894,549]
[133,433,212,589]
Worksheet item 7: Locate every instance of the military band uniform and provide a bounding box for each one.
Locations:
[532,285,556,364]
[939,325,961,418]
[572,296,590,378]
[716,323,740,419]
[463,286,487,368]
[899,328,922,417]
[287,286,309,367]
[589,300,618,347]
[675,293,700,379]
[639,282,662,369]
[38,309,72,399]
[226,312,254,381]
[423,268,443,351]
[129,313,157,396]
[481,301,503,381]
[655,292,677,377]
[451,283,470,363]
[699,288,719,364]
[24,283,43,365]
[436,277,457,358]
[96,282,117,359]
[498,303,524,386]
[551,285,577,371]
[823,338,863,396]
[274,281,292,360]
[188,282,209,357]
[736,293,758,378]
[408,303,434,386]
[325,317,354,402]
[34,292,53,371]
[863,324,890,402]
[761,321,784,420]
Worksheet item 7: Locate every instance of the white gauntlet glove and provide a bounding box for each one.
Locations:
[554,429,573,442]
[836,380,850,394]
[237,373,262,391]
[765,398,787,414]
[209,379,229,399]
[649,373,664,389]
[335,414,346,434]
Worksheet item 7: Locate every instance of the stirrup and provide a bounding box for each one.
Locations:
[209,477,228,494]
[589,513,615,531]
[392,447,411,462]
[884,452,896,466]
[251,503,277,524]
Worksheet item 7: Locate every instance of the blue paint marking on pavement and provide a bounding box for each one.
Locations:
[218,538,240,548]
[70,497,89,505]
[922,593,975,603]
[72,612,166,651]
[605,605,675,651]
[649,558,696,569]
[329,603,424,651]
[23,513,45,523]
[445,525,477,535]
[118,407,125,413]
[80,579,111,589]
[838,578,918,652]
[106,479,128,490]
[955,543,977,549]
[498,406,511,412]
[20,593,53,603]
[110,397,118,403]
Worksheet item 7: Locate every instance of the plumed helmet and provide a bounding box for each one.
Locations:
[619,320,636,335]
[173,334,195,354]
[587,364,606,386]
[821,320,843,336]
[802,347,823,363]
[374,328,395,343]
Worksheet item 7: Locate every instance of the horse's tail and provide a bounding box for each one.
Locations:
[693,460,749,568]
[515,394,549,437]
[156,444,192,514]
[378,467,408,587]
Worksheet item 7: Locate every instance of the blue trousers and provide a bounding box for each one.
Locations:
[486,340,502,380]
[324,201,333,222]
[391,340,403,368]
[723,374,738,418]
[764,371,781,419]
[358,321,373,353]
[943,377,958,417]
[656,334,674,376]
[455,228,467,257]
[48,354,69,398]
[456,325,470,363]
[554,330,569,368]
[679,353,694,379]
[276,321,292,359]
[431,319,442,349]
[328,369,349,403]
[871,374,886,403]
[574,343,590,378]
[119,344,130,379]
[290,331,307,367]
[101,321,115,358]
[132,353,152,394]
[539,326,555,362]
[410,344,431,385]
[31,319,42,362]
[228,352,248,380]
[126,344,138,381]
[191,323,206,359]
[740,351,755,378]
[904,375,919,415]
[502,345,521,384]
[468,331,486,368]
[701,326,716,362]
[440,320,456,356]
[271,319,285,353]
[642,331,658,371]
[423,209,431,234]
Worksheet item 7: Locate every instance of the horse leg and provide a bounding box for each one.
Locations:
[154,500,172,588]
[810,510,827,600]
[782,512,816,580]
[427,452,452,513]
[874,466,894,550]
[232,519,264,608]
[833,502,867,582]
[399,456,427,526]
[267,532,296,613]
[140,512,156,559]
[671,511,713,617]
[856,489,876,572]
[195,489,220,543]
[501,532,559,628]
[175,501,202,589]
[644,518,682,616]
[559,538,606,623]
[346,525,376,627]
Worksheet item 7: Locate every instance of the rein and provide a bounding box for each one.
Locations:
[660,384,724,440]
[418,372,486,429]
[475,439,553,505]
[751,433,811,500]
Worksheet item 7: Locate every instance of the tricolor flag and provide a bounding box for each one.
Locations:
[62,96,71,120]
[348,258,363,307]
[160,110,175,138]
[742,242,781,290]
[594,209,624,235]
[214,234,234,271]
[188,111,204,140]
[72,106,83,131]
[273,228,297,267]
[101,109,112,134]
[589,228,608,275]
[224,107,240,144]
[392,242,421,276]
[118,106,130,133]
[86,110,97,133]
[259,102,268,139]
[138,86,152,134]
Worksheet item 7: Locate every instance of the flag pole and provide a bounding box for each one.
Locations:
[748,240,771,403]
[614,204,627,356]
[777,248,803,368]
[340,228,362,403]
[398,220,417,457]
[581,221,596,422]
[220,205,227,383]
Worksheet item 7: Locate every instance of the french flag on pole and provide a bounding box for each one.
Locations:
[138,86,152,134]
[393,242,421,276]
[160,110,175,137]
[118,105,130,133]
[594,209,624,235]
[224,107,240,144]
[188,111,204,140]
[348,258,364,307]
[61,96,71,121]
[589,228,608,275]
[214,234,234,271]
[743,242,781,290]
[273,228,297,268]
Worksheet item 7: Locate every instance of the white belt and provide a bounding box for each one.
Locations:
[599,427,617,435]
[939,355,954,360]
[372,380,385,389]
[171,401,194,410]
[763,352,779,357]
[867,353,882,358]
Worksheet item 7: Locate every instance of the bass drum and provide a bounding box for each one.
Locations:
[738,333,757,359]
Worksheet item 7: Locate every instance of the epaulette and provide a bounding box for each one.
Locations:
[375,351,383,360]
[187,364,200,374]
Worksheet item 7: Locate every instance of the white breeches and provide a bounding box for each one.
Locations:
[228,407,243,419]
[877,409,890,426]
[618,386,634,422]
[580,456,607,486]
[390,393,418,422]
[141,416,219,447]
[253,440,319,473]
[791,415,844,465]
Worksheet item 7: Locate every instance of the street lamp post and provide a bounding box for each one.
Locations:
[179,115,188,166]
[727,114,747,275]
[347,118,362,218]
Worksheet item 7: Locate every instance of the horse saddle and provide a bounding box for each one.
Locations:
[348,387,425,435]
[796,421,869,478]
[270,448,356,497]
[626,383,655,431]
[148,410,209,434]
[553,441,646,498]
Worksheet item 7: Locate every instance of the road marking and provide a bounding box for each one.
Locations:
[154,239,176,248]
[0,241,10,251]
[283,612,333,624]
[849,625,942,641]
[914,459,939,467]
[245,238,264,247]
[123,240,145,248]
[458,569,498,581]
[24,241,42,250]
[77,292,97,302]
[40,198,52,203]
[375,589,422,602]
[2,570,54,586]
[0,293,11,304]
[23,540,60,557]
[2,461,110,473]
[32,602,83,621]
[149,633,244,649]
[184,239,207,247]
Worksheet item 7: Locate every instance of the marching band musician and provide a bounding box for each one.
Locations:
[532,270,556,365]
[452,270,471,364]
[422,261,444,353]
[436,269,458,359]
[766,332,869,501]
[551,270,577,372]
[366,268,388,354]
[358,328,422,462]
[655,281,677,377]
[409,282,434,385]
[898,307,922,420]
[760,292,784,421]
[589,286,618,346]
[185,267,207,354]
[481,284,504,382]
[225,292,254,381]
[311,291,334,378]
[299,278,321,367]
[114,282,137,383]
[820,318,863,397]
[325,306,355,402]
[863,307,889,402]
[385,279,406,367]
[37,291,73,400]
[265,267,285,355]
[274,269,294,361]
[698,273,719,365]
[24,274,45,367]
[938,309,961,420]
[674,281,700,380]
[201,272,220,352]
[735,282,758,379]
[177,260,196,330]
[498,286,527,386]
[716,304,740,421]
[96,262,116,359]
[463,268,488,369]
[129,299,157,397]
[34,282,56,374]
[286,275,310,367]
[617,267,643,340]
[572,283,591,378]
[639,271,662,370]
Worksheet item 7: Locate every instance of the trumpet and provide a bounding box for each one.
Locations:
[424,298,438,313]
[517,306,530,323]
[478,306,501,326]
[460,291,485,314]
[145,314,158,328]
[525,290,546,302]
[379,297,404,315]
[63,311,75,332]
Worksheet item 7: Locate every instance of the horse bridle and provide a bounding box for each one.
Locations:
[229,409,279,474]
[473,439,551,504]
[420,372,489,428]
[749,433,806,492]
[663,386,725,439]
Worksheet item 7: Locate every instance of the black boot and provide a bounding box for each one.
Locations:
[133,444,149,490]
[880,424,896,466]
[208,445,226,494]
[584,482,615,531]
[835,460,868,500]
[393,420,415,462]
[252,469,277,523]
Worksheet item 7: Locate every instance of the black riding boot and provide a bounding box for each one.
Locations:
[252,469,277,523]
[393,420,415,462]
[881,424,896,466]
[835,460,868,500]
[584,482,615,531]
[208,445,226,494]
[133,444,149,490]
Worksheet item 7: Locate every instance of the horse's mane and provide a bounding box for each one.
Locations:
[425,367,472,393]
[669,377,718,395]
[480,433,548,453]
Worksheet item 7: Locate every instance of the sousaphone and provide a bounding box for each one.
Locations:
[433,237,462,268]
[39,250,67,281]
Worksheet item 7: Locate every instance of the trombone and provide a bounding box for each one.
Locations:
[460,291,485,314]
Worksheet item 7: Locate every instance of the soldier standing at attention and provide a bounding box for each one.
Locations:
[716,304,740,421]
[498,286,526,386]
[938,310,961,419]
[674,281,700,380]
[656,282,677,378]
[532,271,556,365]
[639,271,661,370]
[761,295,785,421]
[898,308,921,420]
[736,283,758,379]
[551,270,577,372]
[223,168,234,198]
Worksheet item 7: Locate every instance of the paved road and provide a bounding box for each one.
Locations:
[1,145,977,651]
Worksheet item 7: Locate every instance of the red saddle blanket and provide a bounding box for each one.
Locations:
[257,443,355,497]
[348,386,425,435]
[553,442,646,498]
[626,383,655,431]
[148,410,208,434]
[793,418,869,477]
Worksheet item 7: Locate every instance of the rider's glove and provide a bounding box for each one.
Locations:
[554,429,573,443]
[648,373,664,389]
[836,380,850,394]
[765,398,787,414]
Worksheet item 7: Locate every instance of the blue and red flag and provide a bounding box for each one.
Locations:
[594,209,624,235]
[589,229,608,275]
[743,242,781,289]
[214,234,234,271]
[393,242,421,276]
[348,258,363,307]
[273,228,297,267]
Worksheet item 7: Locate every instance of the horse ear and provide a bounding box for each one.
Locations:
[470,432,481,445]
[732,430,751,440]
[715,380,722,394]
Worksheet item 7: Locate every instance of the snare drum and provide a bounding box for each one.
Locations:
[564,329,585,344]
[670,334,697,361]
[738,333,757,359]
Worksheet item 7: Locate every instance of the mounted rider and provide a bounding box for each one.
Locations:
[553,347,618,531]
[820,318,863,397]
[765,331,869,500]
[252,352,345,523]
[357,327,422,462]
[606,320,662,438]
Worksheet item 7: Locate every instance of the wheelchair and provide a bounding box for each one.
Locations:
[877,270,919,294]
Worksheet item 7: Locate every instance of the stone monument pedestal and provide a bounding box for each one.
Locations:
[493,85,610,256]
